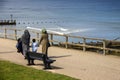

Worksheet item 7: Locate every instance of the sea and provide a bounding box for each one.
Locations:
[0,0,120,40]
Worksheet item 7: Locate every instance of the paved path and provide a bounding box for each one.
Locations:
[0,38,120,80]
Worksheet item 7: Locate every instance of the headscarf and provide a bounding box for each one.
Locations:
[41,28,47,34]
[22,29,30,45]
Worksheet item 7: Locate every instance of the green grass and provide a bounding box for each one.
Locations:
[0,60,79,80]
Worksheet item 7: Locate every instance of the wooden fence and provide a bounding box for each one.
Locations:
[0,28,120,55]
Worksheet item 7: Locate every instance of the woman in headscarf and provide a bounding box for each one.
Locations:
[39,28,49,56]
[21,29,30,59]
[39,28,52,69]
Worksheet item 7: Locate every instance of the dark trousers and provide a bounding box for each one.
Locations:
[42,55,51,69]
[28,59,34,65]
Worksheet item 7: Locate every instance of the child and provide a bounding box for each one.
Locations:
[27,39,38,65]
[31,39,38,52]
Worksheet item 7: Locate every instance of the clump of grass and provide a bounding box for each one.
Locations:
[0,60,79,80]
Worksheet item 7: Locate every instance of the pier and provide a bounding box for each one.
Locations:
[0,20,16,25]
[0,15,16,25]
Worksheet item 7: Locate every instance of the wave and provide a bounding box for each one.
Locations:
[27,26,94,35]
[65,29,92,34]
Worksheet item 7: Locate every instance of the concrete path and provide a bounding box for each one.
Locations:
[0,38,120,80]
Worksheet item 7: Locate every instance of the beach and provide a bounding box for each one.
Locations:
[0,38,120,80]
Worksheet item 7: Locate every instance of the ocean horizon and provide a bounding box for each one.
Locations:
[0,0,120,40]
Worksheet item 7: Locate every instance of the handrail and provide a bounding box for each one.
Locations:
[0,28,120,55]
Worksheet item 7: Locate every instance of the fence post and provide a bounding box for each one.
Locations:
[36,32,39,41]
[50,34,53,45]
[4,28,7,39]
[83,38,86,52]
[103,40,106,55]
[15,29,17,40]
[65,36,68,49]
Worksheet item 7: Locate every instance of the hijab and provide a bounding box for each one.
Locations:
[22,29,30,45]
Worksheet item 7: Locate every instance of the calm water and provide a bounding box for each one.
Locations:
[0,0,120,40]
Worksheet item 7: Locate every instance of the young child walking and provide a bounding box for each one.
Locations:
[31,39,38,52]
[27,39,38,65]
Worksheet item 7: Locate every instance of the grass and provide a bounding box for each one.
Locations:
[0,60,79,80]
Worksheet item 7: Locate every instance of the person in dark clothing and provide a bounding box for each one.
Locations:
[16,38,23,54]
[21,29,31,59]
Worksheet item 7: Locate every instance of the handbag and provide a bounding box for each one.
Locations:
[48,42,51,47]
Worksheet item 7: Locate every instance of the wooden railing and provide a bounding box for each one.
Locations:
[0,28,120,55]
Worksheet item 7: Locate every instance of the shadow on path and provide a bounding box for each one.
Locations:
[49,55,71,59]
[30,63,63,70]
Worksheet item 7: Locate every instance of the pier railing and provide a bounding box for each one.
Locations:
[0,28,120,55]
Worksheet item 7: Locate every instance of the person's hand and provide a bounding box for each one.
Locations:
[38,42,40,47]
[38,44,40,47]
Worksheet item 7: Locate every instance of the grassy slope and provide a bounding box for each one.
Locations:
[0,60,79,80]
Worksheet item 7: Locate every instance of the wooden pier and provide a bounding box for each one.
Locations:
[0,20,16,25]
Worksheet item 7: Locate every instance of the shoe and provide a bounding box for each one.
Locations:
[31,63,35,65]
[48,67,52,69]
